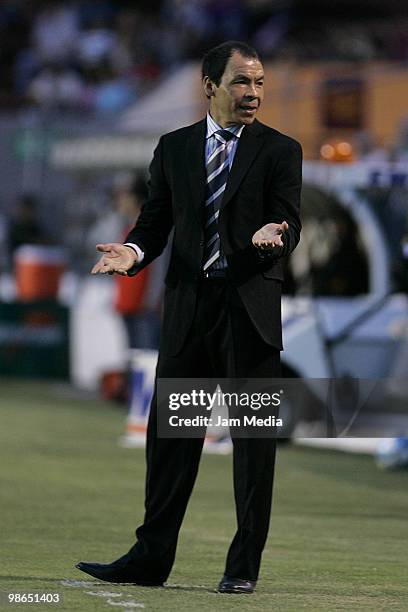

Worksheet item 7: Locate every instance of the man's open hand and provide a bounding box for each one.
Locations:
[91,243,138,275]
[252,221,288,251]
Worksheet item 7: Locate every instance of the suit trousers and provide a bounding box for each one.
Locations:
[127,277,281,583]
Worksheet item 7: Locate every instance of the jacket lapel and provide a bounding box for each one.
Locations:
[221,120,264,210]
[185,118,264,218]
[186,119,207,222]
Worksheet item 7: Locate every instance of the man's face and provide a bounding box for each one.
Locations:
[204,52,264,127]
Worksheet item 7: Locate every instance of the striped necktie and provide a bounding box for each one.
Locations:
[203,129,235,271]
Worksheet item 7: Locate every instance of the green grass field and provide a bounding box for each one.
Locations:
[0,380,407,612]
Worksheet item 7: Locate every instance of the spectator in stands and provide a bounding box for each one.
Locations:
[92,59,137,115]
[31,1,79,65]
[77,15,116,69]
[28,62,85,110]
[8,194,46,255]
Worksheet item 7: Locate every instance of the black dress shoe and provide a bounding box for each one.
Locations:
[217,574,256,594]
[75,557,163,586]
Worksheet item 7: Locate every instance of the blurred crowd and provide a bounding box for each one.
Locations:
[1,0,408,115]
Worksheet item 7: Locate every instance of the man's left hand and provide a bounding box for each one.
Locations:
[252,221,288,251]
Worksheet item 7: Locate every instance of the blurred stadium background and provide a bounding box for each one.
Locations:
[0,1,407,609]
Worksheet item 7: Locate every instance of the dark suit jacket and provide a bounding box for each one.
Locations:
[125,118,302,355]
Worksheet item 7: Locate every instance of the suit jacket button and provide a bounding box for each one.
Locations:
[199,240,204,246]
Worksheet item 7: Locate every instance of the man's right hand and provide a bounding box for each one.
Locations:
[91,243,138,275]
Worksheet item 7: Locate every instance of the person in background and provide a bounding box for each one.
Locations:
[113,174,161,350]
[0,209,9,273]
[9,194,45,255]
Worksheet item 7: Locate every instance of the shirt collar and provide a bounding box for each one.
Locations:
[206,112,244,139]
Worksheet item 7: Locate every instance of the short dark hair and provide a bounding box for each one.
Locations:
[201,41,259,86]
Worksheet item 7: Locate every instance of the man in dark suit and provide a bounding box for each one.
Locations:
[77,41,302,594]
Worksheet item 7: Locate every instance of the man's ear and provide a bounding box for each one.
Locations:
[203,76,215,98]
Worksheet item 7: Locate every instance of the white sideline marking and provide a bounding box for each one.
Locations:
[166,583,208,589]
[61,579,145,609]
[61,579,96,587]
[85,591,122,598]
[105,600,144,608]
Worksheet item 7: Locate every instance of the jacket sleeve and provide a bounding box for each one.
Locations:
[258,139,302,261]
[125,136,174,275]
